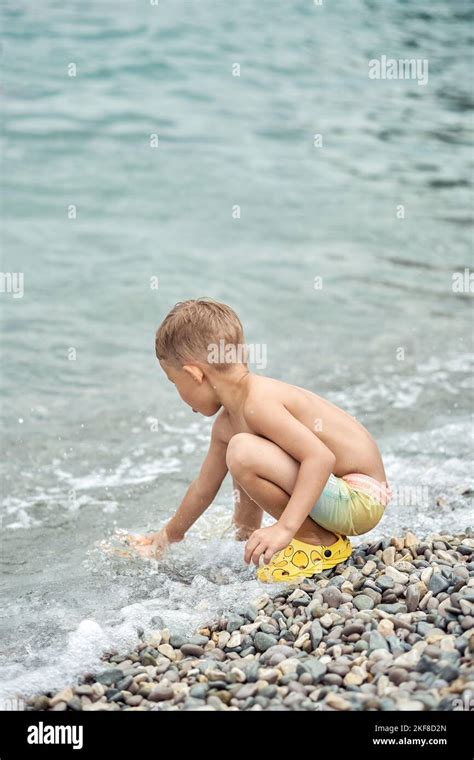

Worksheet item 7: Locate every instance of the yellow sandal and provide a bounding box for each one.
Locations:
[256,532,352,583]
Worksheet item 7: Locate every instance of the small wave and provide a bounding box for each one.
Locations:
[55,456,181,491]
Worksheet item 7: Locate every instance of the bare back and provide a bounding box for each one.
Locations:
[215,374,387,482]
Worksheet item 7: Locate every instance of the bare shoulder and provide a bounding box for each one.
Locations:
[211,408,234,444]
[243,375,290,417]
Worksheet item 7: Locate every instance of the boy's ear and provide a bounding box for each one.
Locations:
[182,364,204,384]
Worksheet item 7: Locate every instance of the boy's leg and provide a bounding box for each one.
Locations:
[227,433,337,546]
[232,477,263,540]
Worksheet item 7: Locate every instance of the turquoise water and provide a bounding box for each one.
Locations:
[0,0,473,699]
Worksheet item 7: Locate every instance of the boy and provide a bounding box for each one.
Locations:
[129,297,392,583]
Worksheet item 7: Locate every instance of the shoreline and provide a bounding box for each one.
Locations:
[23,529,473,712]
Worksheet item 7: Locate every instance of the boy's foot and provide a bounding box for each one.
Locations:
[234,526,255,541]
[256,532,352,583]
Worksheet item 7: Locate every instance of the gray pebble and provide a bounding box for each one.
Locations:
[310,620,324,649]
[388,668,408,685]
[377,603,407,614]
[377,575,395,590]
[189,684,209,699]
[406,585,420,612]
[169,634,186,649]
[322,587,343,609]
[95,669,124,686]
[297,659,327,683]
[260,685,277,698]
[368,631,389,653]
[244,604,258,622]
[428,574,451,595]
[188,634,209,647]
[260,623,279,635]
[343,622,365,637]
[226,614,245,633]
[181,644,205,657]
[354,594,375,611]
[439,663,459,682]
[235,683,259,699]
[254,632,278,652]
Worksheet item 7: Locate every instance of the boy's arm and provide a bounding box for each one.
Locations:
[165,415,229,540]
[244,394,336,538]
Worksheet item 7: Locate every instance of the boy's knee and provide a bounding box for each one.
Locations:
[226,433,254,474]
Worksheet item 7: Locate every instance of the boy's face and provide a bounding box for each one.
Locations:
[160,360,222,417]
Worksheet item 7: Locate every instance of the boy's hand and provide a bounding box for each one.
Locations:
[244,524,294,567]
[126,526,181,559]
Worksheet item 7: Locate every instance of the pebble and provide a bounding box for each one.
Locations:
[157,644,176,661]
[342,622,365,637]
[95,670,124,687]
[428,574,451,595]
[189,634,209,647]
[226,631,242,649]
[369,631,389,653]
[181,644,205,657]
[382,547,396,566]
[344,671,363,686]
[148,685,175,702]
[406,585,420,612]
[227,615,245,633]
[50,687,74,707]
[235,683,258,699]
[254,633,278,652]
[377,575,395,590]
[405,532,419,548]
[326,693,352,710]
[362,560,377,576]
[169,633,185,649]
[298,660,327,683]
[322,587,343,608]
[385,566,409,585]
[320,613,333,628]
[354,594,375,610]
[217,631,231,648]
[377,603,407,614]
[378,619,394,637]
[310,621,324,649]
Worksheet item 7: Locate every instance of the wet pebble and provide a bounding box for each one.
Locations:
[23,530,474,713]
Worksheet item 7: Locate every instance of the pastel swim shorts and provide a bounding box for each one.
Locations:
[308,472,393,537]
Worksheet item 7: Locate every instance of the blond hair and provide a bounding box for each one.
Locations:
[155,297,246,371]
